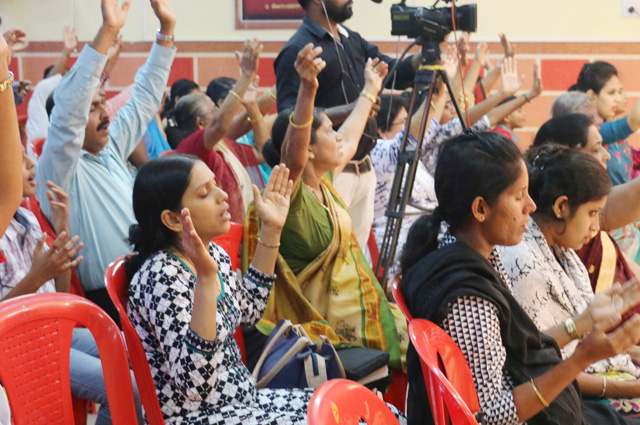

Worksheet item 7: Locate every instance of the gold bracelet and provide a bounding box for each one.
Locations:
[258,236,281,249]
[530,379,549,408]
[565,317,579,340]
[229,89,243,102]
[0,71,15,93]
[288,112,313,130]
[600,377,607,398]
[360,90,377,104]
[268,89,277,100]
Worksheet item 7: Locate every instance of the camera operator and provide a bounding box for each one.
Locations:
[274,0,423,250]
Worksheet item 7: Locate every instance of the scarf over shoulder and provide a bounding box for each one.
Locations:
[401,241,585,425]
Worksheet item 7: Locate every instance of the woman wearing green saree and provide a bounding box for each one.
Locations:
[243,43,407,370]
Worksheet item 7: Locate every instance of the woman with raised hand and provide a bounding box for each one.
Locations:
[246,43,407,370]
[125,157,320,424]
[401,132,640,425]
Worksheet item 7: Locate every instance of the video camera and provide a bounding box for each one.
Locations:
[390,2,477,42]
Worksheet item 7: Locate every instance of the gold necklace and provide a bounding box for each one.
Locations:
[302,182,330,212]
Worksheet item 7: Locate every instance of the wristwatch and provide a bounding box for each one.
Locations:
[156,30,174,43]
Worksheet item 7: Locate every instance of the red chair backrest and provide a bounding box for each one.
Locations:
[104,257,166,425]
[32,137,46,158]
[212,222,244,271]
[20,196,85,297]
[307,379,401,425]
[408,319,480,425]
[0,293,138,425]
[391,275,412,322]
[212,222,247,364]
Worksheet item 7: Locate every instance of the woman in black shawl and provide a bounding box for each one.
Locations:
[400,131,640,425]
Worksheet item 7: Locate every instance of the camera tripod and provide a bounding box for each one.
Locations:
[375,40,468,289]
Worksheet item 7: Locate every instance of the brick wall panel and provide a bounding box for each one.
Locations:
[605,60,640,92]
[9,57,19,79]
[514,130,535,153]
[541,59,588,92]
[167,57,194,87]
[107,57,147,87]
[522,94,554,128]
[197,56,239,86]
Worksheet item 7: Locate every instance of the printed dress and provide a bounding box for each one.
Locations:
[128,243,313,424]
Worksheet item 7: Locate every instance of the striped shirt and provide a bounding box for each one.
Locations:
[0,207,56,299]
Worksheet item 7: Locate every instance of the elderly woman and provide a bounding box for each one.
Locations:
[244,43,406,370]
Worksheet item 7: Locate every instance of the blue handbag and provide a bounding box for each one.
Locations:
[252,319,346,389]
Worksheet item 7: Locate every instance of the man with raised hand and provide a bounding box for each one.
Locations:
[36,0,176,323]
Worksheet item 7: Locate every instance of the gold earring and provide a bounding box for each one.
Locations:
[479,216,485,222]
[308,150,315,160]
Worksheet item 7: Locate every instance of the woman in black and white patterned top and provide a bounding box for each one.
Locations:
[125,155,312,424]
[400,132,640,425]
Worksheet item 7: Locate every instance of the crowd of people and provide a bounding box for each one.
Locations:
[3,0,640,424]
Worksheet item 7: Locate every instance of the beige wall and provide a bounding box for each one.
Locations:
[1,0,640,43]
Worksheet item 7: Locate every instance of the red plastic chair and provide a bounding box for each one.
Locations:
[20,196,85,297]
[105,257,166,425]
[391,275,412,322]
[0,293,138,425]
[212,222,247,364]
[31,137,46,158]
[408,319,481,425]
[307,379,401,425]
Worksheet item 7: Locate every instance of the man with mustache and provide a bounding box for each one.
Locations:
[35,0,176,324]
[274,0,423,251]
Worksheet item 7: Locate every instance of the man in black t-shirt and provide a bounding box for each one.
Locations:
[274,0,422,250]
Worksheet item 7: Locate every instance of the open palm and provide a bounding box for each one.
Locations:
[253,165,293,230]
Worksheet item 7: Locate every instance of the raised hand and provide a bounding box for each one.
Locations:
[363,58,389,96]
[179,208,219,276]
[242,77,260,105]
[253,164,293,231]
[500,57,523,96]
[3,29,27,51]
[527,60,543,99]
[236,38,262,77]
[63,26,78,52]
[441,44,459,80]
[46,181,70,236]
[101,0,132,31]
[499,33,516,59]
[30,232,84,286]
[16,80,31,98]
[150,0,176,29]
[458,32,470,68]
[473,41,489,68]
[294,43,326,87]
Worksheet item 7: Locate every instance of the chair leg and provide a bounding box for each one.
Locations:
[72,396,89,425]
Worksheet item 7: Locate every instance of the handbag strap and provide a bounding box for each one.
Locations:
[304,353,328,388]
[252,320,293,383]
[255,338,311,388]
[317,335,346,379]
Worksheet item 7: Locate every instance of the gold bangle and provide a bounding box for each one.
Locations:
[0,71,15,93]
[600,376,607,398]
[530,379,549,408]
[268,89,277,100]
[360,90,377,104]
[258,236,281,249]
[565,317,579,340]
[289,112,313,130]
[229,89,243,102]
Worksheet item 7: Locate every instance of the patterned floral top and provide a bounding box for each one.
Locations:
[606,140,637,186]
[498,219,637,375]
[128,243,312,424]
